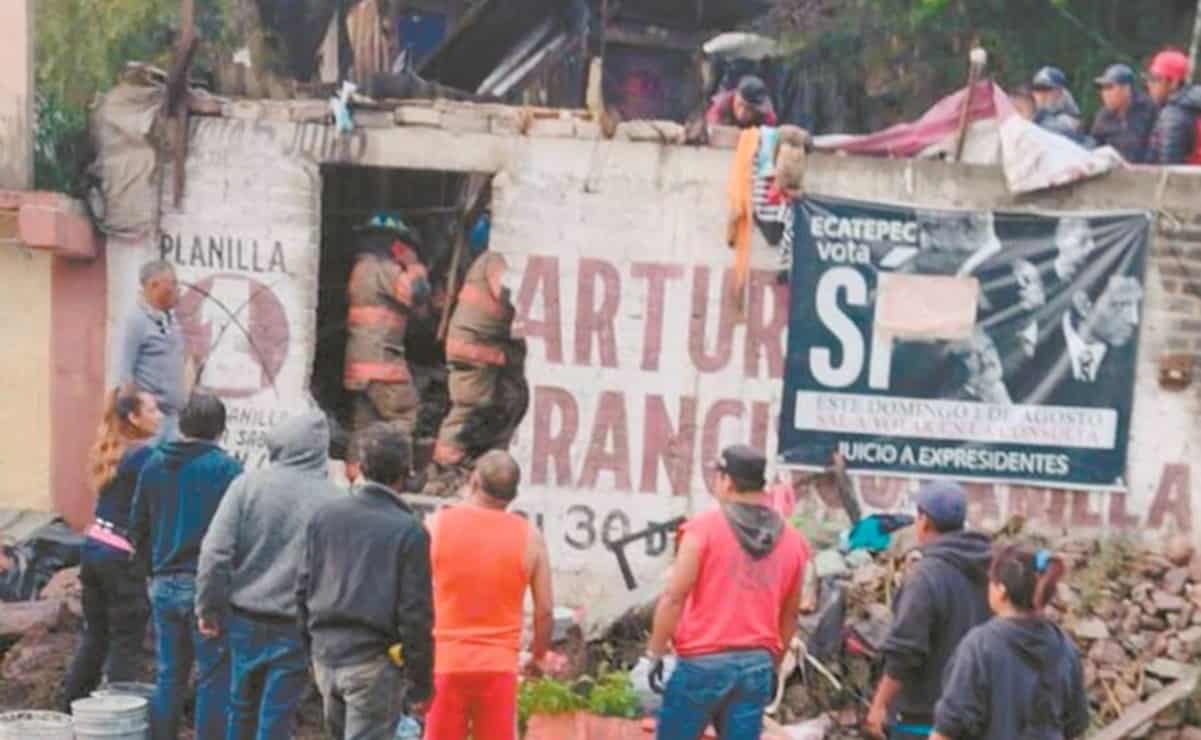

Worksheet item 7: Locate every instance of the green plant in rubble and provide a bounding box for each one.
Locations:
[1072,536,1134,614]
[517,677,588,729]
[586,671,642,720]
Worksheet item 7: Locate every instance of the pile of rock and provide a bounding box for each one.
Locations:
[1051,537,1201,735]
[805,533,1201,737]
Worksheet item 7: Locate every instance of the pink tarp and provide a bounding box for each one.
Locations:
[813,81,1122,194]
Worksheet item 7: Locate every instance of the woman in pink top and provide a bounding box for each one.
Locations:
[643,445,809,740]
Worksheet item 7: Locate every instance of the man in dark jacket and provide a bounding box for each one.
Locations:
[1090,64,1157,163]
[706,75,777,128]
[864,481,991,740]
[1031,67,1084,140]
[197,411,341,740]
[1147,49,1201,164]
[130,393,243,740]
[298,423,433,740]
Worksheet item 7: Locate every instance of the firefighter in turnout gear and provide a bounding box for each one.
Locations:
[427,251,529,495]
[344,213,430,480]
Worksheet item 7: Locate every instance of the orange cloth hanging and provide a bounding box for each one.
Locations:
[726,127,760,310]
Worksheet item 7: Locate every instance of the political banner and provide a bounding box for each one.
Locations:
[778,196,1151,490]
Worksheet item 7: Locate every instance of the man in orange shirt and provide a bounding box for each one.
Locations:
[645,445,808,740]
[424,451,554,740]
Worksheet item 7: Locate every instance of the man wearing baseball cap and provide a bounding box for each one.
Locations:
[1146,49,1201,164]
[864,481,991,740]
[644,444,808,739]
[1030,66,1084,139]
[1090,63,1157,163]
[706,75,778,128]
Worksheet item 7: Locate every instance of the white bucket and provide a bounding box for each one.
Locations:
[72,695,150,740]
[0,710,75,740]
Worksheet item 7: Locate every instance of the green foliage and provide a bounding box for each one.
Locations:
[34,91,90,194]
[517,670,643,731]
[33,0,240,193]
[585,672,642,720]
[517,677,588,729]
[773,0,1195,130]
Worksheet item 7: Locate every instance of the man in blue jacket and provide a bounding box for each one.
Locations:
[131,393,243,740]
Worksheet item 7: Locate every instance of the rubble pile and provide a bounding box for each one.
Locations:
[803,532,1201,737]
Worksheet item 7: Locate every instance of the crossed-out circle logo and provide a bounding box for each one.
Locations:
[176,274,290,399]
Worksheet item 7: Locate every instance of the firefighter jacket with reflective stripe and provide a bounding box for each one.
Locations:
[344,249,428,390]
[446,252,514,367]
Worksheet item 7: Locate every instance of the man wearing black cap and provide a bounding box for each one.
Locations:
[1090,64,1156,163]
[864,481,991,740]
[706,75,778,128]
[643,445,808,739]
[1030,66,1084,139]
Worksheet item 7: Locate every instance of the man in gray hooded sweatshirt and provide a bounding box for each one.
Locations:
[197,410,341,740]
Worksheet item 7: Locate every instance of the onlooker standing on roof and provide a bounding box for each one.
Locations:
[196,410,341,740]
[1031,67,1084,139]
[1146,49,1201,165]
[60,388,162,710]
[1090,64,1156,163]
[647,445,808,740]
[116,260,189,442]
[130,393,243,740]
[706,75,778,128]
[424,451,553,740]
[864,482,992,740]
[931,546,1089,740]
[298,424,434,740]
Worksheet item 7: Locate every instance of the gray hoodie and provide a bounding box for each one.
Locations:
[935,617,1089,739]
[196,411,342,622]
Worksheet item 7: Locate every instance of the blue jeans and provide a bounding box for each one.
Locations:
[657,649,774,740]
[227,611,309,740]
[149,575,230,740]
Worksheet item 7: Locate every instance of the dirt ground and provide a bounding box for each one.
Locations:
[0,608,326,739]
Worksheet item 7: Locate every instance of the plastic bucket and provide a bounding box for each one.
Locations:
[91,682,155,702]
[72,695,150,740]
[0,710,75,739]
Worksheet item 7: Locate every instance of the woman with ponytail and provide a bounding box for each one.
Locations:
[61,387,163,709]
[930,545,1089,740]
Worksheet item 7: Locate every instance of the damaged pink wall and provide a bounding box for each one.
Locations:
[50,251,108,530]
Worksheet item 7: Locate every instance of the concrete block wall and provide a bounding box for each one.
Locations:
[81,95,1201,611]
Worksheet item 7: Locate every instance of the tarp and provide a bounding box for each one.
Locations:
[778,195,1152,490]
[813,81,1125,195]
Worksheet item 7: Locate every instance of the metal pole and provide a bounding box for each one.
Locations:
[1190,0,1201,81]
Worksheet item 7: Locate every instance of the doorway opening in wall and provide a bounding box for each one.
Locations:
[313,165,493,476]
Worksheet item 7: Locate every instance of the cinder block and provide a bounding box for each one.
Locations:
[394,106,443,127]
[289,100,331,123]
[617,120,685,144]
[353,109,398,128]
[441,108,491,134]
[223,101,264,120]
[528,117,576,139]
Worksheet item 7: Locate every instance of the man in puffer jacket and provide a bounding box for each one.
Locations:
[1146,49,1201,164]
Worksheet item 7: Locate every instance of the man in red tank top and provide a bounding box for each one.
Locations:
[424,451,554,740]
[645,445,809,740]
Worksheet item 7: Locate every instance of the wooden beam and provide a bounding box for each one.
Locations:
[1090,668,1200,740]
[603,22,703,52]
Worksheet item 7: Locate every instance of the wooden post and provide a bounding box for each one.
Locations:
[952,48,987,163]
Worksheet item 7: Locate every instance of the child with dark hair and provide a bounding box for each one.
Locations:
[931,546,1090,740]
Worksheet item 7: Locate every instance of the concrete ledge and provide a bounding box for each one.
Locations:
[0,191,99,260]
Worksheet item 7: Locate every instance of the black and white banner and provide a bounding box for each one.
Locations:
[779,196,1151,490]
